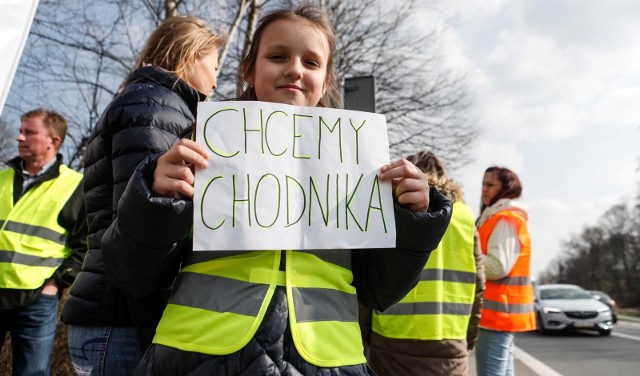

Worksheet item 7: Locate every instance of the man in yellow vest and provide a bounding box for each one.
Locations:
[360,150,485,376]
[0,108,87,375]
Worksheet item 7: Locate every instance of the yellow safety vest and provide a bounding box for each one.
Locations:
[0,165,83,289]
[372,202,476,340]
[154,249,365,367]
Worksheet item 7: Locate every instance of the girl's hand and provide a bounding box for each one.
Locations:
[379,158,429,212]
[152,139,210,198]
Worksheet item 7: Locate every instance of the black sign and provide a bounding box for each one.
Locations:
[343,76,376,113]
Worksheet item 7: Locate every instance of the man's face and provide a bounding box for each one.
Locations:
[16,116,57,163]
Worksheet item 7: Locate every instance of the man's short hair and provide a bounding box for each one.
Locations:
[21,108,68,149]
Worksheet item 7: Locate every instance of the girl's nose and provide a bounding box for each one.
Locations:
[284,59,303,79]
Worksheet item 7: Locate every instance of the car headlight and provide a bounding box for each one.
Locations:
[597,307,611,313]
[543,307,562,314]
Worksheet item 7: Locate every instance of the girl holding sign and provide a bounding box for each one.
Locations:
[102,5,451,375]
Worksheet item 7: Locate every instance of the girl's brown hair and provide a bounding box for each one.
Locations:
[407,150,464,203]
[135,15,226,85]
[238,4,342,108]
[480,166,523,213]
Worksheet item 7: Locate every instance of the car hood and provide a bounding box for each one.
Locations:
[539,299,607,311]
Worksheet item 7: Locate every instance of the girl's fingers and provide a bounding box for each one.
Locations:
[395,189,429,211]
[153,164,196,198]
[379,159,422,181]
[381,158,429,211]
[156,177,195,198]
[164,139,210,169]
[152,139,210,198]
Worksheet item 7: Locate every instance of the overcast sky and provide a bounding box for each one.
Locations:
[423,0,640,278]
[3,1,638,278]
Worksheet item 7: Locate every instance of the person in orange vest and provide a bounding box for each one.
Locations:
[474,166,535,376]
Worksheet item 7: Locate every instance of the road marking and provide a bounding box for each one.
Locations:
[612,332,640,342]
[515,345,563,376]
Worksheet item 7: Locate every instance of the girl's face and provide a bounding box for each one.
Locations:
[184,49,219,96]
[248,18,329,107]
[481,171,503,206]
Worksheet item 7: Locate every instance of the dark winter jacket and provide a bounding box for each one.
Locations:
[0,155,88,309]
[102,155,453,375]
[61,66,205,348]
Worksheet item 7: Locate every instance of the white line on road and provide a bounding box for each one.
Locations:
[515,345,563,376]
[612,332,640,342]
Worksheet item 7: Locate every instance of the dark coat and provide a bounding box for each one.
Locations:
[102,155,453,375]
[61,66,204,349]
[0,155,88,309]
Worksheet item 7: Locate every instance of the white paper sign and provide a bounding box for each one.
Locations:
[0,0,40,115]
[193,101,396,251]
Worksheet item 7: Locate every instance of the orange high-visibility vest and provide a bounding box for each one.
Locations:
[478,209,535,332]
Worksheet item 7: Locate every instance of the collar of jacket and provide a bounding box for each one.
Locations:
[8,154,63,181]
[7,154,64,203]
[477,198,528,227]
[124,65,207,117]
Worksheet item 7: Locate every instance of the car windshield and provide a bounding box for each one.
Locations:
[590,291,610,300]
[540,288,593,300]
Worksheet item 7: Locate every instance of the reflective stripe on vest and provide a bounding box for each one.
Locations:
[0,166,82,289]
[372,202,477,340]
[478,209,536,332]
[154,249,365,367]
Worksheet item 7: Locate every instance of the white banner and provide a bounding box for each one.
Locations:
[0,0,40,115]
[193,101,396,251]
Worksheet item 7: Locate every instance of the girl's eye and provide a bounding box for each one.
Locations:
[305,60,320,68]
[269,54,285,61]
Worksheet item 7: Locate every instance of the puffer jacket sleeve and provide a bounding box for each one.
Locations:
[102,155,192,299]
[353,186,452,311]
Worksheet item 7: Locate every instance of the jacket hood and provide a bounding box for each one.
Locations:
[477,198,528,227]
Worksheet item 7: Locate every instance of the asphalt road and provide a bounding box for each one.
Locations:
[468,317,640,375]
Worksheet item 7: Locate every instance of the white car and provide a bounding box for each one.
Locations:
[534,284,613,336]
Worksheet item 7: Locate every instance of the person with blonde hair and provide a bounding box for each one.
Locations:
[60,15,226,375]
[361,150,485,376]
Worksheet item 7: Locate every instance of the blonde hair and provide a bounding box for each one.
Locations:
[238,4,342,108]
[135,15,226,85]
[21,108,68,150]
[406,150,464,203]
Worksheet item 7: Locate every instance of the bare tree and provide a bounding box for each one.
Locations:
[323,0,476,169]
[3,0,248,169]
[541,201,640,308]
[4,0,476,171]
[0,117,17,168]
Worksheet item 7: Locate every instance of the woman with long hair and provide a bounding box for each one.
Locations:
[474,166,535,376]
[61,15,226,375]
